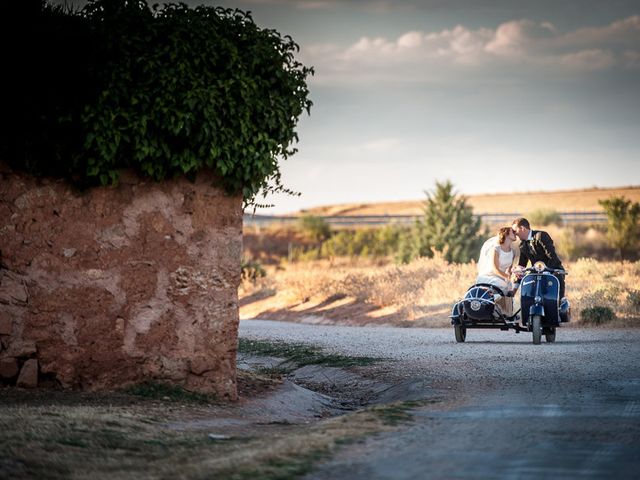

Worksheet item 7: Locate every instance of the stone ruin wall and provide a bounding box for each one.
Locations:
[0,167,242,399]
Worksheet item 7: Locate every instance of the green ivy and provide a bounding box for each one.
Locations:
[0,0,312,205]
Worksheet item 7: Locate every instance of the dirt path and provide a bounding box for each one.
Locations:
[240,320,640,479]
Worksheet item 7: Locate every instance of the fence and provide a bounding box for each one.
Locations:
[244,211,607,228]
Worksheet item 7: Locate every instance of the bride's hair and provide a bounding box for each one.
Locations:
[498,226,512,245]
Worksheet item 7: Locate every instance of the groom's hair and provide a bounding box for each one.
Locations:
[512,217,530,229]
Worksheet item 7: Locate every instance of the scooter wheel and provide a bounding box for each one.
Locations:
[532,315,542,345]
[454,325,466,343]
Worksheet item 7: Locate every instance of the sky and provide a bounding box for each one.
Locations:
[65,0,640,213]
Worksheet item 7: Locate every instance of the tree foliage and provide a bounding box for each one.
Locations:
[398,181,483,263]
[599,196,640,261]
[0,0,312,205]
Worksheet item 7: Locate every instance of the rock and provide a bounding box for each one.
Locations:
[190,355,217,375]
[63,248,77,258]
[0,313,12,335]
[0,271,29,305]
[16,359,38,388]
[0,358,19,379]
[7,340,37,357]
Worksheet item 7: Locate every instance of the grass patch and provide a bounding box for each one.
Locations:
[125,382,216,404]
[239,338,384,371]
[225,448,329,480]
[0,392,428,479]
[371,400,427,426]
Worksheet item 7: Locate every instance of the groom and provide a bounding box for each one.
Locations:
[511,217,566,299]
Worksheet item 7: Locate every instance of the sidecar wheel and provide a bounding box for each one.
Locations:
[545,328,556,343]
[532,315,542,345]
[454,325,466,343]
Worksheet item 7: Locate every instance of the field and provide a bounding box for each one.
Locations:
[300,186,640,216]
[240,255,640,327]
[241,185,640,327]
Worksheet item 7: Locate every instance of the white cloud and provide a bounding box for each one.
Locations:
[301,15,640,85]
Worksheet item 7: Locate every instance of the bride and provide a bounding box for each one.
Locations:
[476,226,519,315]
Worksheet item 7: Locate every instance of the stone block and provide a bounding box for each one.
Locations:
[16,359,38,388]
[0,313,12,335]
[0,272,29,305]
[0,357,19,379]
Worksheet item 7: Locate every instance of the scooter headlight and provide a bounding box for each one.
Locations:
[534,261,546,273]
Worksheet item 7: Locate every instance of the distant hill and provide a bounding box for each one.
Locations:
[299,186,640,216]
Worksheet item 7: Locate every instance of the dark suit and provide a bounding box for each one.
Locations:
[518,230,565,298]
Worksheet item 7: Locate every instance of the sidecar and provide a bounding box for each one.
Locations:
[450,283,515,342]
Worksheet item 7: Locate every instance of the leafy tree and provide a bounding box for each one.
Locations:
[0,0,312,205]
[398,181,482,263]
[599,196,640,261]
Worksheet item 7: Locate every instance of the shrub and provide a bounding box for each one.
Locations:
[599,196,640,261]
[298,215,331,243]
[0,0,312,205]
[528,209,563,226]
[627,290,640,311]
[241,258,266,283]
[321,226,405,259]
[556,228,584,261]
[580,306,616,325]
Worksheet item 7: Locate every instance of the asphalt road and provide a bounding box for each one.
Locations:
[239,320,640,479]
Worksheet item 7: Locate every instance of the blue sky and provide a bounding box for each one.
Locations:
[65,1,640,212]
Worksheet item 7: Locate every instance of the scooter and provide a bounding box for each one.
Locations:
[450,261,570,344]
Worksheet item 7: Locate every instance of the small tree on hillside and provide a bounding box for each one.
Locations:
[398,181,482,263]
[599,196,640,261]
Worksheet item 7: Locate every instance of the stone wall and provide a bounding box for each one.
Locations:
[0,167,242,399]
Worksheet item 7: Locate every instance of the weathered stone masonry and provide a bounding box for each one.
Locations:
[0,167,242,399]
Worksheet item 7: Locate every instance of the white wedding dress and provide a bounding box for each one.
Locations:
[476,236,513,292]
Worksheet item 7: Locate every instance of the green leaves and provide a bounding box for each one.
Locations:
[599,196,640,261]
[3,0,312,205]
[399,181,483,264]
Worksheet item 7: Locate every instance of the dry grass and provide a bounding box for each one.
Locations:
[0,391,419,480]
[240,256,640,327]
[302,186,640,216]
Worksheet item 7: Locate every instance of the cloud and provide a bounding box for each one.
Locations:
[301,15,640,84]
[240,0,403,11]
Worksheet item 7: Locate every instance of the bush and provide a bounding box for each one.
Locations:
[627,290,640,311]
[599,196,640,261]
[580,306,616,325]
[241,258,266,283]
[0,0,312,204]
[528,209,563,226]
[321,226,405,258]
[298,215,331,243]
[556,228,584,261]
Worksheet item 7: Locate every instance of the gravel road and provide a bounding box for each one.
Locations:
[240,320,640,479]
